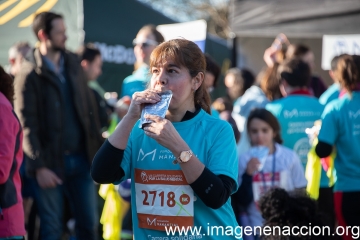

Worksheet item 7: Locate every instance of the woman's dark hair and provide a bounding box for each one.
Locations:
[259,188,331,240]
[205,53,221,88]
[247,108,283,144]
[0,65,14,105]
[150,39,211,114]
[138,24,165,44]
[336,55,360,93]
[286,44,310,59]
[277,58,311,88]
[242,68,256,93]
[77,43,101,63]
[32,12,63,40]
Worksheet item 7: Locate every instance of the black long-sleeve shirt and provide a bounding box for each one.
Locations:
[315,140,333,158]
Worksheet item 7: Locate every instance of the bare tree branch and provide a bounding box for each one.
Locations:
[138,0,231,39]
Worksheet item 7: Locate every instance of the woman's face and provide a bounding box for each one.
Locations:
[224,73,236,88]
[133,30,157,65]
[248,118,275,148]
[150,58,203,113]
[225,73,243,100]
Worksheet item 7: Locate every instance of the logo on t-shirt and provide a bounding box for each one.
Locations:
[137,149,157,161]
[349,110,360,119]
[284,109,321,119]
[284,109,298,118]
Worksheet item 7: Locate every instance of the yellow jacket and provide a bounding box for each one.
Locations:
[305,138,335,199]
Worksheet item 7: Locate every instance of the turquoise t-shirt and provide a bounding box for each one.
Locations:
[319,83,340,106]
[266,95,330,187]
[117,109,241,239]
[318,92,360,192]
[211,107,220,118]
[121,65,150,98]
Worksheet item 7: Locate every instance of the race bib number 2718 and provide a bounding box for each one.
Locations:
[134,169,194,231]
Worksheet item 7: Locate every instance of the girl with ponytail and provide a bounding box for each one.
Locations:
[316,55,360,236]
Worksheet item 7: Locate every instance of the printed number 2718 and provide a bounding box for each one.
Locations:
[141,190,176,207]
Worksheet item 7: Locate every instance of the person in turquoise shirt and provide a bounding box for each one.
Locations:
[266,58,335,229]
[319,55,342,106]
[319,83,340,105]
[121,64,150,98]
[266,59,324,167]
[91,39,241,239]
[120,25,164,99]
[316,55,360,230]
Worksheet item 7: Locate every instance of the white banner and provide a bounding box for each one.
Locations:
[157,20,207,52]
[322,34,360,70]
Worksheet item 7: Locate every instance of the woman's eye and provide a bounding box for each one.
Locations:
[152,69,159,74]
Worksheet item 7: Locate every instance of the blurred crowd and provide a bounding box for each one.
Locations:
[1,11,360,240]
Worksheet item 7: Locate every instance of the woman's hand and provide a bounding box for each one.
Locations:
[246,157,261,176]
[126,90,161,120]
[143,114,186,154]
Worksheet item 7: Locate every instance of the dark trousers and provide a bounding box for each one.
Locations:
[33,153,98,240]
[334,191,360,240]
[318,187,336,230]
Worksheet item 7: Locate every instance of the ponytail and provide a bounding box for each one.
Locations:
[336,55,360,93]
[195,82,211,114]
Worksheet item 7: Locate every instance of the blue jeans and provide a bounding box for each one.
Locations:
[33,153,98,240]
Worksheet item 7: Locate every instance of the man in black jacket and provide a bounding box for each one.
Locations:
[14,12,103,240]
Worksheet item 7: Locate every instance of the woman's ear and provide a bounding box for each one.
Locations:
[192,72,204,91]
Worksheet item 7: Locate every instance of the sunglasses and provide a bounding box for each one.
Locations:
[132,39,158,48]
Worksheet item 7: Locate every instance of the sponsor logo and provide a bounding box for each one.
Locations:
[349,110,360,119]
[284,109,298,118]
[141,171,148,182]
[94,42,135,65]
[284,109,321,119]
[137,149,157,161]
[147,217,157,226]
